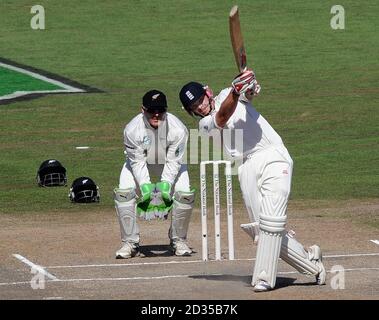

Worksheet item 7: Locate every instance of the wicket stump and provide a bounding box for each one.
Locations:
[200,160,234,261]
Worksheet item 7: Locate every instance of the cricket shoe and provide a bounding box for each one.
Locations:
[170,239,192,256]
[116,242,139,259]
[253,280,272,292]
[308,245,326,285]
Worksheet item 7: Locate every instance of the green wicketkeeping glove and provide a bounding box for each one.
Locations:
[139,183,155,204]
[136,200,156,220]
[154,201,172,220]
[136,197,172,220]
[155,181,172,206]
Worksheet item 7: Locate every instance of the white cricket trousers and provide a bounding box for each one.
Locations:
[238,144,293,224]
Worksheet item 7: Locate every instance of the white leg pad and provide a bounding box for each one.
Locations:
[280,231,320,275]
[169,191,195,240]
[114,188,139,244]
[252,214,286,288]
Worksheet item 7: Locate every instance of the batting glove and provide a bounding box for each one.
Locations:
[240,80,261,102]
[231,69,256,95]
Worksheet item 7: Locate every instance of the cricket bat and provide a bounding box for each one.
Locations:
[229,5,247,73]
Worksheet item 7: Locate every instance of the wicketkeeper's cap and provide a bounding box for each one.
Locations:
[142,89,168,113]
[179,82,206,110]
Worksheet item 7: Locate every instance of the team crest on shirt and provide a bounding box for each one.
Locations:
[142,136,151,146]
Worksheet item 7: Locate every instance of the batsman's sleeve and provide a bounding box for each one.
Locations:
[161,128,188,184]
[199,88,231,134]
[124,130,151,186]
[199,113,222,135]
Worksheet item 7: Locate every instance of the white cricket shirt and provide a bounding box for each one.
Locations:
[199,88,283,158]
[123,113,188,185]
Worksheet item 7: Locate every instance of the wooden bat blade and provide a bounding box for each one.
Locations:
[229,5,247,72]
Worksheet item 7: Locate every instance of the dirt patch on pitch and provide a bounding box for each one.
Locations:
[0,199,378,299]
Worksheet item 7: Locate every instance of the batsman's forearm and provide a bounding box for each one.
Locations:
[215,89,239,128]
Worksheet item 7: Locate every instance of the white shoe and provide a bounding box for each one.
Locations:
[253,280,272,292]
[116,242,139,259]
[308,245,326,285]
[171,239,192,256]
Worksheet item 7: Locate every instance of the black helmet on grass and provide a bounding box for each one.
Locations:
[69,177,100,203]
[36,159,67,187]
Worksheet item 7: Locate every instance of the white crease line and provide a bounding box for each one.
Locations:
[47,252,379,269]
[13,254,59,281]
[278,267,379,275]
[0,274,190,286]
[1,267,378,287]
[58,274,190,283]
[370,240,379,246]
[0,280,31,286]
[324,253,379,258]
[47,259,207,269]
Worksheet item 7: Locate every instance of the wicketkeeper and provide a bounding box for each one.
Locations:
[179,69,326,292]
[114,89,194,259]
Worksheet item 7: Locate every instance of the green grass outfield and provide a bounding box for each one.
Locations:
[0,1,378,216]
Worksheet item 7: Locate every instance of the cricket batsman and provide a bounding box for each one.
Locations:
[179,70,326,292]
[114,89,194,259]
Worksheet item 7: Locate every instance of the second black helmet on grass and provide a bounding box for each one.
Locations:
[69,177,100,203]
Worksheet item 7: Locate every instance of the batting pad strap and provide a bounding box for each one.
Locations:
[259,215,286,233]
[173,190,195,204]
[114,188,136,202]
